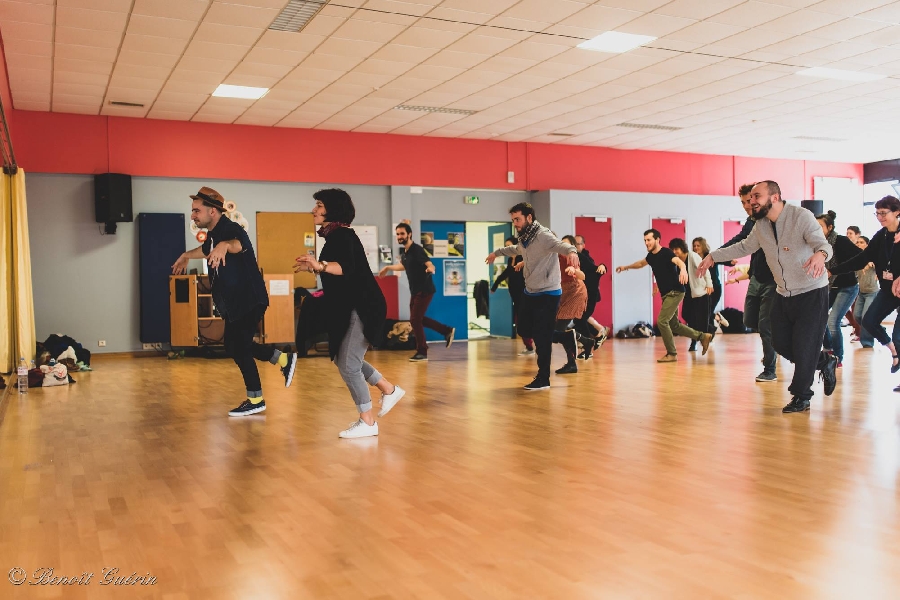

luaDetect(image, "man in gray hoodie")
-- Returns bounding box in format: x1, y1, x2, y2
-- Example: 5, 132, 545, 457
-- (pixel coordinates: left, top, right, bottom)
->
698, 180, 838, 413
486, 203, 579, 391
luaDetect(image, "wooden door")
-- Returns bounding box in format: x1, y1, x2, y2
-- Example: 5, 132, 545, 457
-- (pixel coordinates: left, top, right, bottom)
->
574, 217, 613, 329
170, 275, 198, 347
262, 274, 295, 345
257, 212, 316, 289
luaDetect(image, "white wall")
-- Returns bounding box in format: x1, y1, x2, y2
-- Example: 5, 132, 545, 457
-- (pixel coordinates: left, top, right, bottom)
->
549, 190, 746, 330
26, 174, 391, 353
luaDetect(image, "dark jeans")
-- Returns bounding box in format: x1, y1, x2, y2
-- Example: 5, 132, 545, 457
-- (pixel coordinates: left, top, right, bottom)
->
770, 287, 829, 401
862, 289, 900, 346
223, 305, 276, 396
410, 292, 452, 355
517, 293, 561, 380
682, 293, 713, 333
745, 277, 777, 373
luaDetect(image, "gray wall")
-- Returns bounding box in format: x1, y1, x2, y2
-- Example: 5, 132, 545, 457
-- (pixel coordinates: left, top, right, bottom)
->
389, 187, 531, 318
26, 174, 391, 353
548, 190, 746, 330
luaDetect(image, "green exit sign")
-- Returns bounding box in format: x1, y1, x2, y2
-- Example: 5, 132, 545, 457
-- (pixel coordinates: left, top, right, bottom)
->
464, 195, 480, 204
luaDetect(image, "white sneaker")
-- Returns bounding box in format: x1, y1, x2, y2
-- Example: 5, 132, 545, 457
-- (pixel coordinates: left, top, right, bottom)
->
519, 348, 535, 356
377, 385, 405, 418
339, 419, 379, 439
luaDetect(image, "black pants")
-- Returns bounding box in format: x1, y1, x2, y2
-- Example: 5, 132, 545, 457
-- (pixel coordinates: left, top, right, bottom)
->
574, 297, 600, 339
224, 305, 275, 395
517, 293, 561, 380
771, 287, 829, 401
682, 293, 713, 334
552, 319, 578, 365
862, 289, 900, 346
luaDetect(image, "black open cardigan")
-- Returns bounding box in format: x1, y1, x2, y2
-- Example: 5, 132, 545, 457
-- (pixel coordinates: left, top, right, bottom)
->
318, 226, 387, 359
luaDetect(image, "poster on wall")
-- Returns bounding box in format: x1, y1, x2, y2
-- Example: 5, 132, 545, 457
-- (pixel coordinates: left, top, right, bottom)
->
421, 232, 435, 256
432, 239, 449, 257
354, 225, 379, 273
444, 260, 466, 296
447, 232, 464, 256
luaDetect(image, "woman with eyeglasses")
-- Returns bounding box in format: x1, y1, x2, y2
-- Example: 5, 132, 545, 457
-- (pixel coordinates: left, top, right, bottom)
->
295, 189, 405, 438
831, 195, 900, 376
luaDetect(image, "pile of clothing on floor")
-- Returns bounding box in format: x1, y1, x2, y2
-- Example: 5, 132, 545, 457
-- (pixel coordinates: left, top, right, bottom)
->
37, 334, 92, 372
26, 359, 75, 388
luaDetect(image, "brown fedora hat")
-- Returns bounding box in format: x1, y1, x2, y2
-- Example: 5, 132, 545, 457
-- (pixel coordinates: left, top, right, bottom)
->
190, 186, 226, 210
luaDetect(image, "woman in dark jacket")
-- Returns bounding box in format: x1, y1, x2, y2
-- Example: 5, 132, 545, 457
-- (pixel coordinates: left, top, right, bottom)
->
491, 236, 534, 355
831, 196, 900, 376
817, 210, 862, 367
295, 189, 404, 438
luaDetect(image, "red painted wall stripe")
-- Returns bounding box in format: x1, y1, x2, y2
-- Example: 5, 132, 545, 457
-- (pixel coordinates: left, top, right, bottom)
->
9, 109, 862, 197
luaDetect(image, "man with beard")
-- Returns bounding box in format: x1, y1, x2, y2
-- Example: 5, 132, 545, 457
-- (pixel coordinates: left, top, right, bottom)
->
379, 222, 455, 361
171, 187, 296, 417
698, 180, 837, 413
721, 183, 779, 383
486, 203, 579, 391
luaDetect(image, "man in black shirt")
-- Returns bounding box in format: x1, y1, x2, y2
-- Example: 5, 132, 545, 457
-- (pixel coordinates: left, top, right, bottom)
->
616, 229, 712, 362
722, 183, 779, 382
379, 223, 454, 361
172, 186, 296, 417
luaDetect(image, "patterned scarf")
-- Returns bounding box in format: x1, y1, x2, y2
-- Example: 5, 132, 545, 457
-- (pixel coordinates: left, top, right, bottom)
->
517, 220, 542, 247
317, 222, 349, 238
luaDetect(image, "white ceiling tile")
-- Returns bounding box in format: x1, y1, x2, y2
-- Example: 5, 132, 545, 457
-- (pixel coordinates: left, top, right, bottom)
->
57, 0, 132, 12
56, 6, 128, 31
0, 1, 53, 24
663, 21, 747, 45
183, 41, 252, 61
168, 68, 227, 84
424, 51, 489, 69
809, 0, 895, 17
3, 20, 52, 42
120, 34, 189, 55
179, 55, 240, 74
256, 30, 325, 52
193, 22, 264, 45
128, 14, 198, 39
302, 52, 364, 71
147, 110, 194, 120
371, 44, 440, 63
616, 12, 697, 37
332, 18, 406, 43
315, 37, 383, 58
300, 14, 346, 37
53, 43, 120, 63
424, 6, 493, 25
53, 70, 109, 86
118, 50, 181, 69
133, 0, 209, 20
54, 81, 107, 97
51, 102, 98, 113
244, 46, 308, 66
205, 2, 279, 28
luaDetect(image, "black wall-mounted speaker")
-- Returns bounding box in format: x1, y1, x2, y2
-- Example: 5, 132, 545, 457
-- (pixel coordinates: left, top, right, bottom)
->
800, 199, 823, 215
95, 173, 133, 224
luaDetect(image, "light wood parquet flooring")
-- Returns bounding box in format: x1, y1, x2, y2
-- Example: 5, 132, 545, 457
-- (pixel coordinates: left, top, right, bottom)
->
0, 335, 899, 599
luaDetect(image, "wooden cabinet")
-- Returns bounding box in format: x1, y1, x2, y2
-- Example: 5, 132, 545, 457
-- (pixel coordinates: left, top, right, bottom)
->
169, 274, 295, 348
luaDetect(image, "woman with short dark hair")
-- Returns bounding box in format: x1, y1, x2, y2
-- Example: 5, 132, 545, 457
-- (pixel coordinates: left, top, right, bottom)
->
831, 196, 900, 377
295, 189, 405, 438
816, 210, 862, 367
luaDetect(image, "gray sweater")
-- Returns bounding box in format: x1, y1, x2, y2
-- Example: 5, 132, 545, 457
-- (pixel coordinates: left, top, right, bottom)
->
710, 202, 832, 297
495, 226, 577, 294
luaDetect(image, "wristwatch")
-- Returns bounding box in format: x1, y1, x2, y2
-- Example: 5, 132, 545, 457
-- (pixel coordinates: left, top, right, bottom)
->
318, 260, 329, 274
817, 249, 828, 259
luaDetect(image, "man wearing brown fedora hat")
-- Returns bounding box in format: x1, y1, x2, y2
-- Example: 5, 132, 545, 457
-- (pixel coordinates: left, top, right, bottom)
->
172, 186, 296, 416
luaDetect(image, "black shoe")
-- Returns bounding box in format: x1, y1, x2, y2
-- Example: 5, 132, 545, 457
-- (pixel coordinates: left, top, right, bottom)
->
524, 376, 550, 391
229, 399, 266, 417
755, 370, 777, 382
894, 384, 900, 393
281, 352, 297, 387
409, 353, 428, 362
782, 397, 810, 413
555, 362, 578, 374
577, 350, 592, 360
688, 342, 697, 352
819, 352, 837, 396
445, 328, 455, 348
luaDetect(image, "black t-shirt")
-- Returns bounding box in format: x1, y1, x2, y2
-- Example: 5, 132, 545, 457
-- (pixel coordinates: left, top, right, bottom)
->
400, 242, 436, 295
646, 247, 685, 295
202, 216, 269, 321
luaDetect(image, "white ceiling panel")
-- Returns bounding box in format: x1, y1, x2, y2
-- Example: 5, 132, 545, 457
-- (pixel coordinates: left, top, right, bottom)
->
0, 0, 898, 162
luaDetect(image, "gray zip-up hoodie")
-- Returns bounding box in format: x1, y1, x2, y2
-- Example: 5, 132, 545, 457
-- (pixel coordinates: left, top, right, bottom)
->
710, 202, 832, 297
494, 226, 577, 294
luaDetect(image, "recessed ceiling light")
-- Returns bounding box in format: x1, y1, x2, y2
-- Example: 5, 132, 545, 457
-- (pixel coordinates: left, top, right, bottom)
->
269, 0, 328, 33
577, 31, 657, 53
213, 84, 269, 100
795, 67, 885, 82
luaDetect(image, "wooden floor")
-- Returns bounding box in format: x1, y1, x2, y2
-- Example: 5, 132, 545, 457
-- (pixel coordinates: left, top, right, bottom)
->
1, 334, 899, 599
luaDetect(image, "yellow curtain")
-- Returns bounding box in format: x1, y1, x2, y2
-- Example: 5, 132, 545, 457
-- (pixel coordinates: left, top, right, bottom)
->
0, 169, 35, 373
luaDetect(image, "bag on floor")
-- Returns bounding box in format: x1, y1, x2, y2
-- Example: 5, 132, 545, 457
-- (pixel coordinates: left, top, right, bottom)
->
720, 308, 750, 334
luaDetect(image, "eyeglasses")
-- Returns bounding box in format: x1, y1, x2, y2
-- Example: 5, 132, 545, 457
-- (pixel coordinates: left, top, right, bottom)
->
875, 211, 895, 218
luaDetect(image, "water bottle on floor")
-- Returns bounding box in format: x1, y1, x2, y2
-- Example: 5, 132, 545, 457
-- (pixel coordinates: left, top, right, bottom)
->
17, 357, 28, 395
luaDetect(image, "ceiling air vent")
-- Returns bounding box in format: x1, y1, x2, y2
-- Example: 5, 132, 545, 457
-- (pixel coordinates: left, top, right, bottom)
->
394, 105, 476, 116
792, 136, 846, 142
109, 101, 144, 108
616, 122, 681, 131
548, 132, 574, 137
269, 0, 329, 32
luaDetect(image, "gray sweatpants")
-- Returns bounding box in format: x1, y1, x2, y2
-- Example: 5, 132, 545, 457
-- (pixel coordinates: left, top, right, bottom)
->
336, 310, 382, 413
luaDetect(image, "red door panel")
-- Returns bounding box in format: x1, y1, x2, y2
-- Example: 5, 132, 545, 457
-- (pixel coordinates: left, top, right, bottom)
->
723, 220, 750, 309
651, 218, 686, 325
574, 217, 612, 328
